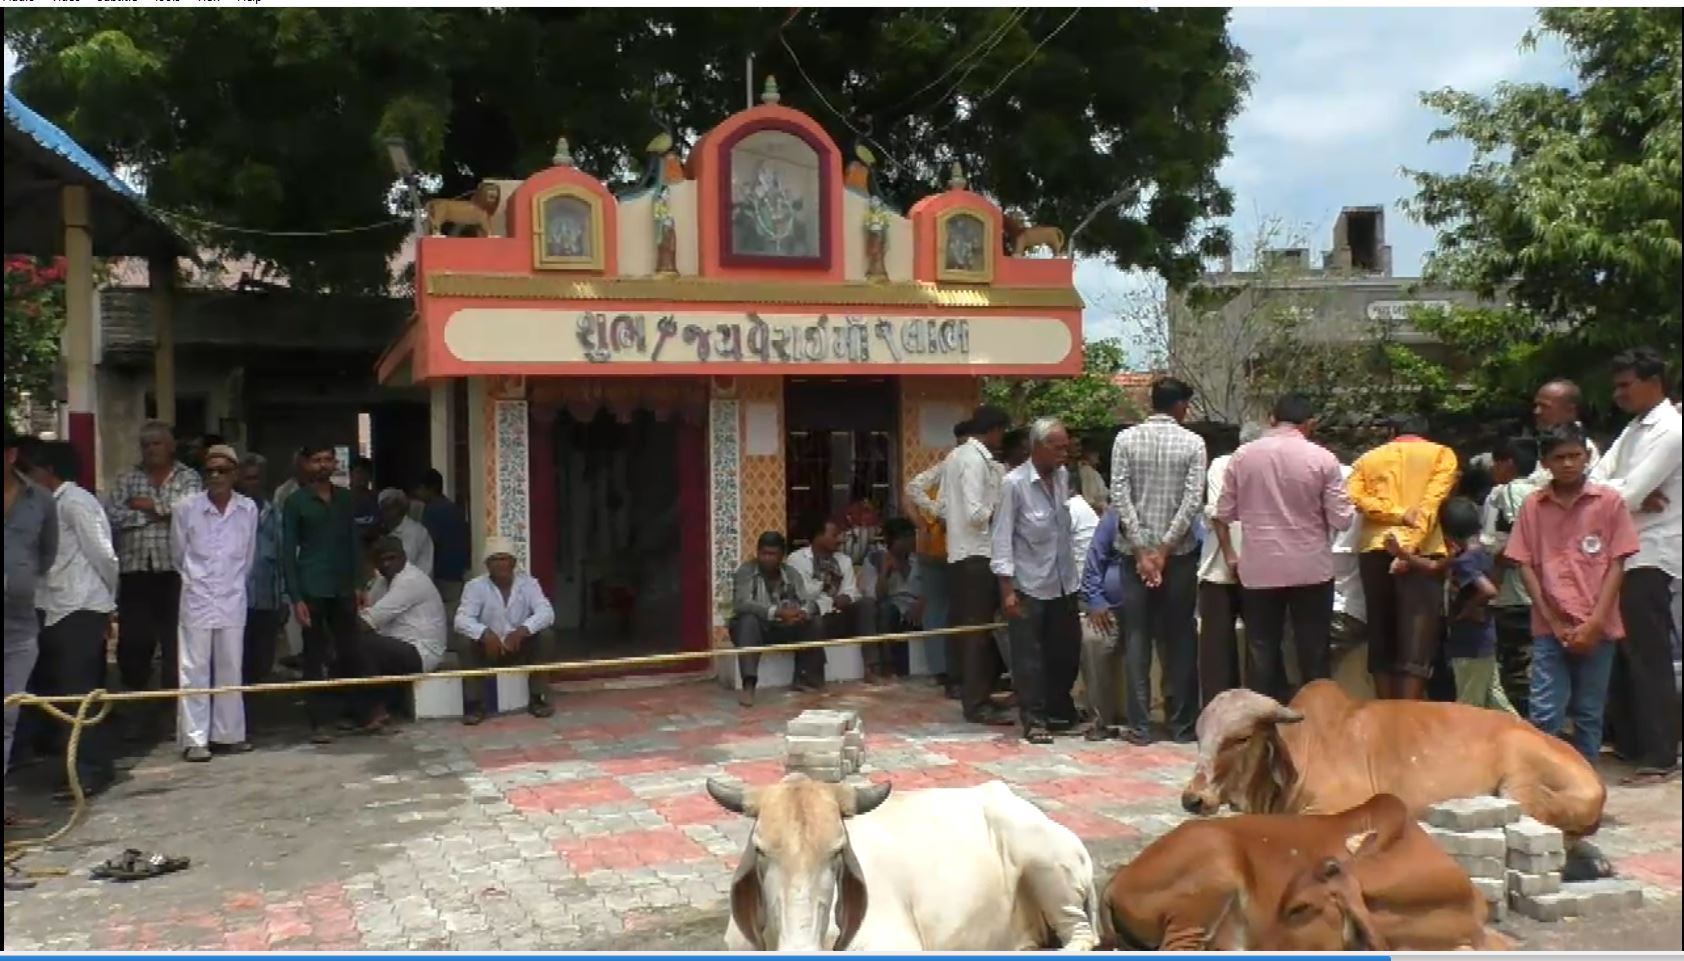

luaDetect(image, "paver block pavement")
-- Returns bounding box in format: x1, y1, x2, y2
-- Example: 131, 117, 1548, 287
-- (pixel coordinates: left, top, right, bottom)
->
4, 679, 1680, 951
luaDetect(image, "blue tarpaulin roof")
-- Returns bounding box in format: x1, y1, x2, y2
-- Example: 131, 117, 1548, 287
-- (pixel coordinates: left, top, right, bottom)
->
3, 88, 192, 258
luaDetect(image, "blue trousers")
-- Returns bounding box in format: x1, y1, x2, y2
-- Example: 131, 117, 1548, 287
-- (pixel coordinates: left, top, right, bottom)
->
1529, 635, 1616, 763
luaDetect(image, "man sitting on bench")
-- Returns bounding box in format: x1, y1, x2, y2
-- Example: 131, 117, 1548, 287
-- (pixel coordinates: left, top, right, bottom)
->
356, 535, 447, 731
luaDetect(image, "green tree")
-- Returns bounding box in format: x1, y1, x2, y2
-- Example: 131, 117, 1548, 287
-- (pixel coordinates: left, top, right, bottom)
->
4, 256, 67, 421
983, 338, 1130, 432
1403, 7, 1683, 416
5, 9, 1249, 293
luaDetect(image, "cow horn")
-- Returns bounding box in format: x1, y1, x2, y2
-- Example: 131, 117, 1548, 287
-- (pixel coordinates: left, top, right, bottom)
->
842, 781, 892, 817
1270, 705, 1304, 724
706, 777, 749, 815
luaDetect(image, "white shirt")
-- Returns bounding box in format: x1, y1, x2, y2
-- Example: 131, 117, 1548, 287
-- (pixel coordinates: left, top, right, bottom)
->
1198, 454, 1242, 585
36, 482, 118, 626
171, 491, 259, 630
1590, 400, 1683, 577
392, 515, 435, 579
361, 562, 447, 671
786, 546, 859, 616
1330, 465, 1366, 622
941, 438, 1001, 563
454, 571, 556, 646
1068, 494, 1099, 582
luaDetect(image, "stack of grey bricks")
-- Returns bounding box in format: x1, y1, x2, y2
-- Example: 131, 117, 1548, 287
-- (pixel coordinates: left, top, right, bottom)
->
1422, 796, 1645, 923
784, 709, 865, 782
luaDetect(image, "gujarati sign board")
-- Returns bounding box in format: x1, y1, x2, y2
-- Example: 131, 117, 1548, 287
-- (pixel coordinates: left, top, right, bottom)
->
439, 309, 1076, 372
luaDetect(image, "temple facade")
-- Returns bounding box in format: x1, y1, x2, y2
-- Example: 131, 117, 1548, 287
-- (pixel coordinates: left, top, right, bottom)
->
378, 83, 1082, 680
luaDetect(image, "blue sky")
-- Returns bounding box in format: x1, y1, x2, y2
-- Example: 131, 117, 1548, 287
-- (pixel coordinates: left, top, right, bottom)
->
1080, 7, 1573, 360
6, 9, 1573, 367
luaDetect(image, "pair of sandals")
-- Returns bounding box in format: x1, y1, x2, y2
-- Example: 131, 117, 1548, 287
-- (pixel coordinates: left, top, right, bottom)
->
89, 849, 190, 883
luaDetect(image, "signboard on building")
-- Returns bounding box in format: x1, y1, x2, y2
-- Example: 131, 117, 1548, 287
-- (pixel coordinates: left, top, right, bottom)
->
1366, 299, 1452, 323
439, 309, 1076, 370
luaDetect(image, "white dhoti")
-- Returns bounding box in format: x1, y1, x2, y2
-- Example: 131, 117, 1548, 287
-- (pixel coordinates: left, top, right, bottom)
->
178, 622, 246, 747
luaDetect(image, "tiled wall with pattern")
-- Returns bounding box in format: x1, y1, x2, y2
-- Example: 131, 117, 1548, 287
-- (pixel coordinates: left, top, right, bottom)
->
735, 378, 786, 560
898, 376, 980, 493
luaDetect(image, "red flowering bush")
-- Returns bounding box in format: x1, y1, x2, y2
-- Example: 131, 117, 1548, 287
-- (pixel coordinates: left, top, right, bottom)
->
4, 255, 67, 415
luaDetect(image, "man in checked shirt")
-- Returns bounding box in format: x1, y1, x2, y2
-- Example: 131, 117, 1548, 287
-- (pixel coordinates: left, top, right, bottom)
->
106, 421, 203, 735
1108, 378, 1207, 745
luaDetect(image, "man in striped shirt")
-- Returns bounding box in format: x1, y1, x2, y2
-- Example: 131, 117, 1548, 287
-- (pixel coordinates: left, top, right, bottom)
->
107, 422, 203, 721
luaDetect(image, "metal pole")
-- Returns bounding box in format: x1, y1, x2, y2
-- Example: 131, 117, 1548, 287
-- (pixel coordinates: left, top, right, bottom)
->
746, 54, 754, 109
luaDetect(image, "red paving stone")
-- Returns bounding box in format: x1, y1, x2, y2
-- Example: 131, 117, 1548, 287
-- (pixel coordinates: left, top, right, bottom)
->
1619, 850, 1684, 888
651, 791, 736, 827
722, 759, 788, 785
1033, 774, 1177, 804
509, 776, 637, 812
554, 827, 711, 873
924, 737, 1030, 763
471, 741, 580, 770
1049, 808, 1140, 841
866, 761, 992, 790
598, 754, 693, 777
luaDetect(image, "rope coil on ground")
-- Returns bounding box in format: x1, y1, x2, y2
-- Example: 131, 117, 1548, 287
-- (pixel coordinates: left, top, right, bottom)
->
3, 622, 1004, 867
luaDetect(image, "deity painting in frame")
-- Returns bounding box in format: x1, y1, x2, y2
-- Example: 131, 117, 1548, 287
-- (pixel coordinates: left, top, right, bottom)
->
532, 185, 605, 271
720, 123, 833, 270
936, 208, 993, 284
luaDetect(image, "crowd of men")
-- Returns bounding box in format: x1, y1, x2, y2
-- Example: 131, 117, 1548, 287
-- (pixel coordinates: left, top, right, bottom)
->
730, 347, 1680, 780
2, 425, 564, 823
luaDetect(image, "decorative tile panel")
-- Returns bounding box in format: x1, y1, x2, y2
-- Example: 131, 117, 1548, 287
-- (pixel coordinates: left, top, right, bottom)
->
735, 378, 785, 560
899, 376, 979, 490
708, 392, 741, 628
493, 398, 532, 570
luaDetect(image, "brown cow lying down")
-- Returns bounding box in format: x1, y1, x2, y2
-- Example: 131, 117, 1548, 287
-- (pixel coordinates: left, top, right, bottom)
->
1104, 793, 1508, 951
1181, 681, 1609, 877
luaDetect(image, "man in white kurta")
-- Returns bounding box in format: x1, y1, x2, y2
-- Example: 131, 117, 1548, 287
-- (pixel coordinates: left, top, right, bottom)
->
170, 445, 259, 761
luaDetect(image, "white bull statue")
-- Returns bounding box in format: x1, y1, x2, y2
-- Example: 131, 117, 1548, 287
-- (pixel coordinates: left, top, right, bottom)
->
705, 774, 1104, 951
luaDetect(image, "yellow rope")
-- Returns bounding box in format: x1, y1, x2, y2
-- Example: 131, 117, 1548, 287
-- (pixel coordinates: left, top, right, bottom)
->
2, 622, 1003, 867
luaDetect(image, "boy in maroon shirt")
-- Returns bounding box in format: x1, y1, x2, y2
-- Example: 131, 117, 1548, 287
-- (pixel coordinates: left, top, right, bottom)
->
1503, 424, 1639, 762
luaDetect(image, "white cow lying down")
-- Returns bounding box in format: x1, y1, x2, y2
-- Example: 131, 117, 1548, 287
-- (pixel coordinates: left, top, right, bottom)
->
705, 774, 1103, 951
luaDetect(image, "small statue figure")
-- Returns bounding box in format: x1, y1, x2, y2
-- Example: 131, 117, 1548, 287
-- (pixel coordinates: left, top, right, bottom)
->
553, 137, 574, 167
653, 185, 678, 275
864, 196, 890, 281
948, 162, 968, 192
762, 76, 782, 105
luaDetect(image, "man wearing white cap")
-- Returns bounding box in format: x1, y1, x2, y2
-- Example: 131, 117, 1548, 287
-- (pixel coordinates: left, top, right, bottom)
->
453, 536, 555, 724
171, 444, 259, 761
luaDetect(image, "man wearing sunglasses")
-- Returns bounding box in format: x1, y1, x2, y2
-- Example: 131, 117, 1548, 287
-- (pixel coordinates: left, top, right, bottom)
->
171, 444, 259, 762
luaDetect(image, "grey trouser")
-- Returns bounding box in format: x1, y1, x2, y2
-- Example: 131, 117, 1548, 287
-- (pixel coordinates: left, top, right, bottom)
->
4, 619, 40, 775
1079, 613, 1123, 728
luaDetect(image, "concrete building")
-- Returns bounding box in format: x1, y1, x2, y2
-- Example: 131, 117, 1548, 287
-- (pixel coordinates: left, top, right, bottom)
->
1168, 206, 1492, 423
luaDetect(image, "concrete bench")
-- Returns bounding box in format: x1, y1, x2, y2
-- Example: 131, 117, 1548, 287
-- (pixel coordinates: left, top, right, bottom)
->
413, 651, 531, 720
719, 636, 947, 692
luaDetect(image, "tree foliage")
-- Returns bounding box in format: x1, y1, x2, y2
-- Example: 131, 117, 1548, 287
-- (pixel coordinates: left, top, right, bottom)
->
5, 9, 1249, 294
3, 257, 67, 419
983, 338, 1130, 433
1402, 7, 1683, 415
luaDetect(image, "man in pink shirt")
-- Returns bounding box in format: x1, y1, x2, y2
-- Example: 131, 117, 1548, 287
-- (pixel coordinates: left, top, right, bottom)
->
1215, 393, 1353, 701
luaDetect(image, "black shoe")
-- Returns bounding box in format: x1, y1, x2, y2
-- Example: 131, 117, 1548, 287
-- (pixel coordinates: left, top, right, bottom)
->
210, 741, 254, 755
738, 680, 756, 707
461, 708, 486, 726
1023, 726, 1055, 745
1120, 726, 1157, 747
1084, 725, 1119, 742
964, 706, 1016, 727
527, 697, 555, 719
